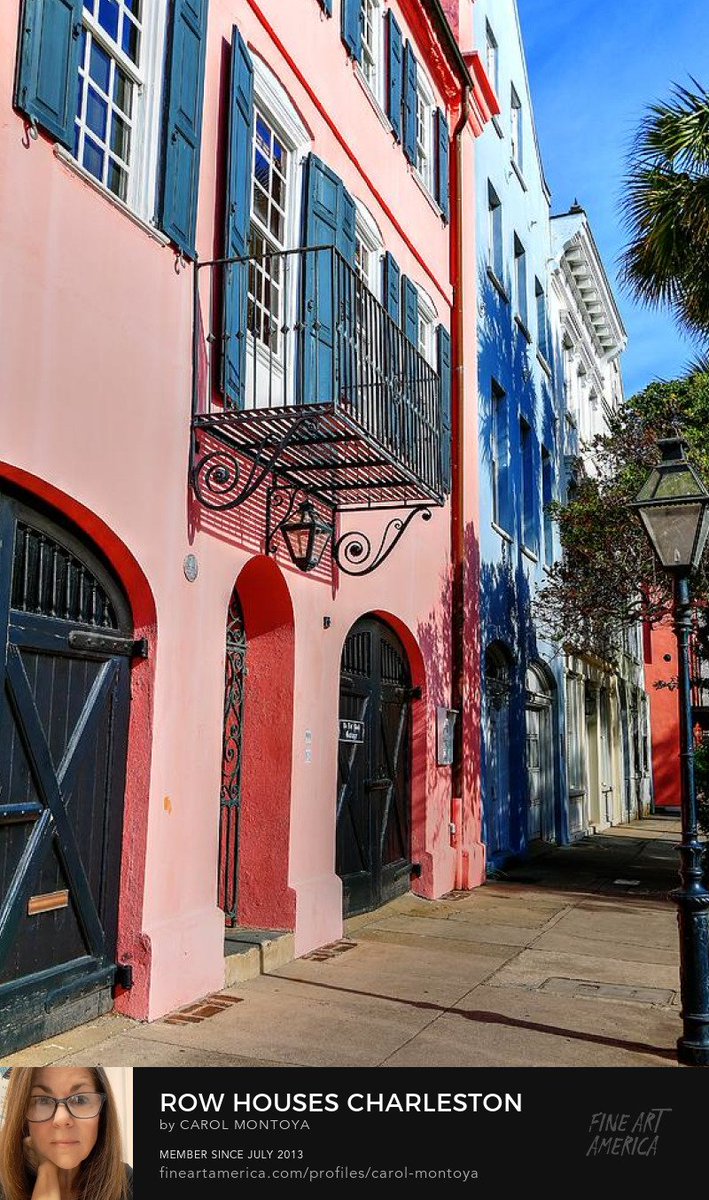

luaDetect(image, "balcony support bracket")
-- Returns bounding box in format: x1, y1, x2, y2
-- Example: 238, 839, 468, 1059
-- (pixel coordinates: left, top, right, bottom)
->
334, 506, 433, 577
191, 414, 322, 512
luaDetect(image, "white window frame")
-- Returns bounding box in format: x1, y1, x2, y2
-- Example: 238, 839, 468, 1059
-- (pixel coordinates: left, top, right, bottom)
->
416, 285, 438, 366
510, 85, 523, 172
414, 68, 436, 196
354, 201, 384, 299
514, 233, 528, 329
359, 0, 385, 109
75, 0, 167, 222
246, 57, 311, 408
485, 21, 498, 95
487, 182, 503, 280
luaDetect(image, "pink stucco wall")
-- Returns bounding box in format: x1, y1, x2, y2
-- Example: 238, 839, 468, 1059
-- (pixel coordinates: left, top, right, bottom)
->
0, 0, 483, 1022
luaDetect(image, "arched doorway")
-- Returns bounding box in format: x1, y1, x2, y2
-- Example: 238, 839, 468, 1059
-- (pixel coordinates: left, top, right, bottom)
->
336, 617, 413, 917
483, 642, 512, 858
525, 662, 556, 842
0, 490, 133, 1054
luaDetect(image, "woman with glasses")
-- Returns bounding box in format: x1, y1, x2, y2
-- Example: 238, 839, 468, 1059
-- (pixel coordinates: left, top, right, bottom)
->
0, 1068, 131, 1200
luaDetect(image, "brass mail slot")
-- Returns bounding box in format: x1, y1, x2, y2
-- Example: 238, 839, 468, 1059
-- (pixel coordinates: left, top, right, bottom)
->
28, 890, 69, 916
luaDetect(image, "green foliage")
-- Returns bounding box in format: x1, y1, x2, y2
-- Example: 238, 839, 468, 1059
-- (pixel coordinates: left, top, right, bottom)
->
620, 80, 709, 355
535, 375, 709, 658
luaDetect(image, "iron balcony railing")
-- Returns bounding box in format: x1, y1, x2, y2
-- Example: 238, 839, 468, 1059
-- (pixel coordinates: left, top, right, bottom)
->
193, 244, 445, 509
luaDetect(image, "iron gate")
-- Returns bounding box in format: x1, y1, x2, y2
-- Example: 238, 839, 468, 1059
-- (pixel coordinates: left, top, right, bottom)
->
218, 587, 247, 926
0, 492, 133, 1054
336, 618, 413, 917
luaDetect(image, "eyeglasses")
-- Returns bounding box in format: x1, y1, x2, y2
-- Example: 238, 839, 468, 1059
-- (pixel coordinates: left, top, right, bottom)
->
26, 1093, 106, 1122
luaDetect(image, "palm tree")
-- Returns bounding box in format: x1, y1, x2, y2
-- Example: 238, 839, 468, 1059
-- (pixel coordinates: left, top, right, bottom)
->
621, 80, 709, 361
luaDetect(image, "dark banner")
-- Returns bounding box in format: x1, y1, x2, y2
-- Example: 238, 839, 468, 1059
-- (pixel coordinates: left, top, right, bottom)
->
133, 1066, 705, 1191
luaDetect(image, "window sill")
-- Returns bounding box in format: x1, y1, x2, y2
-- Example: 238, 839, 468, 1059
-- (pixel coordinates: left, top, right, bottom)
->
411, 163, 445, 221
353, 64, 393, 137
510, 158, 527, 191
491, 521, 513, 544
521, 545, 539, 563
537, 349, 552, 378
486, 266, 509, 303
54, 146, 172, 249
515, 314, 532, 342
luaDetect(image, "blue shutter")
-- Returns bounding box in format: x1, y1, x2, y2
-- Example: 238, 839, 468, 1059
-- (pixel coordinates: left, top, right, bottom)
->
15, 0, 83, 148
302, 155, 355, 404
158, 0, 209, 258
387, 10, 403, 142
318, 0, 333, 14
437, 325, 452, 494
383, 252, 400, 324
341, 0, 362, 62
402, 276, 418, 343
436, 108, 450, 222
402, 42, 418, 165
221, 27, 254, 408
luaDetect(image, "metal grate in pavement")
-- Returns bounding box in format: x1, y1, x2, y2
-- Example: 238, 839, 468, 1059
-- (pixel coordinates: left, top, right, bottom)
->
163, 992, 244, 1025
301, 939, 358, 961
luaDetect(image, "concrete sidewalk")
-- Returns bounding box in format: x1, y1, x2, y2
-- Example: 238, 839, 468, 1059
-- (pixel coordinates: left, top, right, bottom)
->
3, 814, 694, 1069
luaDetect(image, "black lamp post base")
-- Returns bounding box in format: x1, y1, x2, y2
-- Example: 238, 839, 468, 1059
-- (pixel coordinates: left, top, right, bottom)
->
677, 1037, 709, 1066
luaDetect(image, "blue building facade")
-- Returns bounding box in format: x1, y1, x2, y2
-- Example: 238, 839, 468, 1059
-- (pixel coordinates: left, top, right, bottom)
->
474, 0, 568, 867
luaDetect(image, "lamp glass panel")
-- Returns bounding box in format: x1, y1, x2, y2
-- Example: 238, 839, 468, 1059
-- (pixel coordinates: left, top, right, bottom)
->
636, 461, 704, 503
638, 501, 705, 568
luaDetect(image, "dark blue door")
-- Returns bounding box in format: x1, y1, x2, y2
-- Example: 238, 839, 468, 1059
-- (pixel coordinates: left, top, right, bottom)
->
0, 492, 133, 1055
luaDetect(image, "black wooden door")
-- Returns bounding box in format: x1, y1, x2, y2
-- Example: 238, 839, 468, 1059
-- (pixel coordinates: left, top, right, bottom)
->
0, 494, 133, 1054
336, 618, 412, 917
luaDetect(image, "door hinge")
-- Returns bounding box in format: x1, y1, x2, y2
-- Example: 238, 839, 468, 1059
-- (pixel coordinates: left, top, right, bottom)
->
407, 686, 422, 701
113, 963, 134, 992
69, 631, 149, 659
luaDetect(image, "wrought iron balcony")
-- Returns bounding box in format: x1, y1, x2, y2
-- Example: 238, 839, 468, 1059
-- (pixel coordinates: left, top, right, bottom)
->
191, 245, 445, 513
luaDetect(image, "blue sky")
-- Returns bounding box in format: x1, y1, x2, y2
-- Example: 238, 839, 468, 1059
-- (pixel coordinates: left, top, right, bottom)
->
516, 0, 709, 397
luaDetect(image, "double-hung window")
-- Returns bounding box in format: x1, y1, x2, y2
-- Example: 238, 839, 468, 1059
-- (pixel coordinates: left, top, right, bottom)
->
491, 379, 509, 531
16, 0, 207, 257
485, 22, 499, 95
248, 111, 290, 356
360, 0, 384, 106
416, 288, 437, 366
76, 1, 166, 216
514, 234, 528, 329
488, 184, 503, 284
510, 86, 523, 173
542, 447, 554, 565
535, 278, 549, 362
520, 417, 536, 552
415, 71, 435, 194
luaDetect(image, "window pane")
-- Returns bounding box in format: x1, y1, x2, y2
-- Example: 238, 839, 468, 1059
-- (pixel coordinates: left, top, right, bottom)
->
85, 86, 108, 139
111, 113, 131, 161
89, 41, 111, 94
107, 158, 128, 200
121, 15, 140, 64
82, 135, 104, 181
113, 66, 132, 117
97, 0, 119, 41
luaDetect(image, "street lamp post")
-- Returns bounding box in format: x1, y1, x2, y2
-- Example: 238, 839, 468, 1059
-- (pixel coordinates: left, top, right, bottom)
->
632, 435, 709, 1066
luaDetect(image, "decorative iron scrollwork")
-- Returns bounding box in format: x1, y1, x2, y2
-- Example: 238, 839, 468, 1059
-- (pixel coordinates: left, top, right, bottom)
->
191, 416, 321, 511
334, 506, 432, 577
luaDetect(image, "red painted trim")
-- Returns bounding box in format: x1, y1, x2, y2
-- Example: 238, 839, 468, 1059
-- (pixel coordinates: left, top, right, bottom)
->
246, 0, 453, 306
465, 51, 500, 122
399, 0, 462, 103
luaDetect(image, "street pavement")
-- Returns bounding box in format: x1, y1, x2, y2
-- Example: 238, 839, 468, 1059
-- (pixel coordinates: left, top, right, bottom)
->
2, 813, 696, 1069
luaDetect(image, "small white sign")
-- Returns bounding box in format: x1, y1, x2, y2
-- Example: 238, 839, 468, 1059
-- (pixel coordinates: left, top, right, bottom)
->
339, 719, 365, 744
